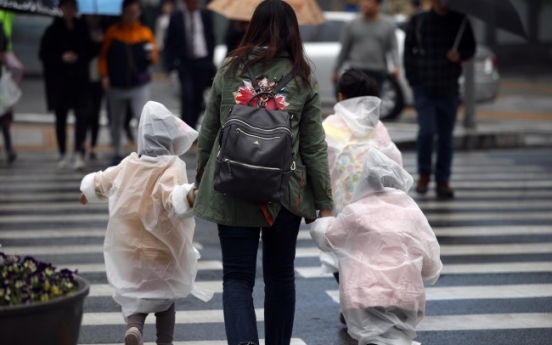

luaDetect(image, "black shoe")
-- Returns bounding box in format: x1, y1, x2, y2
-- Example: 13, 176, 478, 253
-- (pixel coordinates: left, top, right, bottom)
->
89, 152, 97, 160
7, 151, 16, 163
436, 182, 455, 199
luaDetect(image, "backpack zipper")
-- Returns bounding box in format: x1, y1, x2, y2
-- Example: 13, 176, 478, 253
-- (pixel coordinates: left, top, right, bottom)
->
224, 158, 281, 172
236, 128, 281, 140
225, 118, 291, 135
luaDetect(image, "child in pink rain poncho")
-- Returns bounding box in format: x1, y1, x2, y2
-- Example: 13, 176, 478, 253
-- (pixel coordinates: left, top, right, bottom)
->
310, 147, 442, 345
79, 101, 213, 345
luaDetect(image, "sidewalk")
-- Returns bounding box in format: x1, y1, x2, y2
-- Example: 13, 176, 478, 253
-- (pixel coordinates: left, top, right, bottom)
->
2, 73, 552, 155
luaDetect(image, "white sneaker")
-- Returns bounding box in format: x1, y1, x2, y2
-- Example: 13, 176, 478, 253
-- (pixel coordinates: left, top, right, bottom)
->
124, 327, 143, 345
57, 156, 70, 170
73, 155, 86, 171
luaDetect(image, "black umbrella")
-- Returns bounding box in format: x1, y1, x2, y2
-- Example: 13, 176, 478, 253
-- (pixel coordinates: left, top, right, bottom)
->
441, 0, 528, 40
0, 0, 60, 16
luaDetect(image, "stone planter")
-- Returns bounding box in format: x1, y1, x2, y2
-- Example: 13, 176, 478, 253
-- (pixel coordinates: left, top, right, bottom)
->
0, 276, 90, 345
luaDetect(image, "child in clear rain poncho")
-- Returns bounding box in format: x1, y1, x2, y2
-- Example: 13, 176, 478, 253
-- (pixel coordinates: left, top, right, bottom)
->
79, 101, 213, 345
310, 147, 443, 345
321, 69, 404, 284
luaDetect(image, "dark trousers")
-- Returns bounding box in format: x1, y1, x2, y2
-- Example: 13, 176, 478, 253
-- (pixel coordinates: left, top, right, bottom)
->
178, 58, 212, 130
55, 106, 88, 157
413, 87, 459, 183
88, 82, 103, 148
218, 207, 302, 345
0, 112, 13, 153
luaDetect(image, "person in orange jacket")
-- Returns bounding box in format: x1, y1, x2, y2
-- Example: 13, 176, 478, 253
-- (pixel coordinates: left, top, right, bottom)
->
99, 0, 158, 165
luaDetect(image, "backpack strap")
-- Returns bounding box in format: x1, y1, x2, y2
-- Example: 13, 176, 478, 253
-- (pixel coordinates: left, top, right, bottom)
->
271, 71, 296, 95
246, 65, 261, 94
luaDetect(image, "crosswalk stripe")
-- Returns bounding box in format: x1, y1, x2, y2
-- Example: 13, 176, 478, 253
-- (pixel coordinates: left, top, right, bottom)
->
1, 242, 204, 254
297, 226, 552, 241
413, 200, 552, 209
46, 261, 223, 273
325, 284, 552, 303
0, 228, 107, 239
417, 313, 552, 331
78, 340, 308, 345
82, 309, 265, 325
2, 189, 550, 202
295, 261, 552, 278
1, 169, 547, 182
3, 179, 552, 190
89, 281, 224, 297
293, 243, 552, 258
0, 203, 108, 211
5, 242, 550, 257
3, 199, 552, 212
3, 211, 552, 224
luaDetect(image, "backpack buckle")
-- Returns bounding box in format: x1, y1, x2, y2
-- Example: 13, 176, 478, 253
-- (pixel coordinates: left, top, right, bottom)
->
291, 161, 296, 171
258, 95, 270, 108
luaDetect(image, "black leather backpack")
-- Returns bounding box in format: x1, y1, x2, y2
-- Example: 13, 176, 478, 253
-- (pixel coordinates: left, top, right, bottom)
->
213, 66, 296, 203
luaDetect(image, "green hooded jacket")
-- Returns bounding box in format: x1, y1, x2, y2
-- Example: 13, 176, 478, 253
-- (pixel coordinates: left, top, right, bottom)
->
194, 49, 334, 227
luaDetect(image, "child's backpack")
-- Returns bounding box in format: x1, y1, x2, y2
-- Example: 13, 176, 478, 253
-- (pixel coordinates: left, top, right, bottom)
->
214, 66, 296, 203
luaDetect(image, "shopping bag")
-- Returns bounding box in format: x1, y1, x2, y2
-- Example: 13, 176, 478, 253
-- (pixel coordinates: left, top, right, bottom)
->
0, 68, 22, 114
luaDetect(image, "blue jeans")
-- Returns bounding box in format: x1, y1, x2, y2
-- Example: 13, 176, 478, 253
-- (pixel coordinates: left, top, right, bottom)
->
218, 207, 302, 345
414, 87, 459, 183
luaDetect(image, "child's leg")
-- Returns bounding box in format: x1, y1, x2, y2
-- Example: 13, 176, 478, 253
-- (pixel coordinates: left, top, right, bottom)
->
154, 303, 175, 345
127, 313, 147, 333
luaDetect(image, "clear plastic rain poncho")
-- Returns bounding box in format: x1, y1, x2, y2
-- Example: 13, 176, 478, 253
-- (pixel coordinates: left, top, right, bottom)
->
310, 147, 443, 345
321, 96, 404, 275
323, 96, 403, 214
80, 101, 213, 317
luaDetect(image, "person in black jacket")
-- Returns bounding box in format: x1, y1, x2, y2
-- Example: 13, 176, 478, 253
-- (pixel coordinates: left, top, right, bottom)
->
403, 0, 475, 199
39, 0, 94, 170
164, 0, 215, 130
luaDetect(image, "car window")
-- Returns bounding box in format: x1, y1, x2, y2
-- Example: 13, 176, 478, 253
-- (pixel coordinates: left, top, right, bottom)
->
300, 20, 346, 43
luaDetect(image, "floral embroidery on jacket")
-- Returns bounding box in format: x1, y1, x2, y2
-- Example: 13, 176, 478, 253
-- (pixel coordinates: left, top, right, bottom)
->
233, 78, 289, 110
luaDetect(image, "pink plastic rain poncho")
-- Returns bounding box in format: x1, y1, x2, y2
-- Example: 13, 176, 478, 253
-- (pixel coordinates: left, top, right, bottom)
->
80, 101, 213, 317
310, 147, 442, 345
321, 96, 404, 274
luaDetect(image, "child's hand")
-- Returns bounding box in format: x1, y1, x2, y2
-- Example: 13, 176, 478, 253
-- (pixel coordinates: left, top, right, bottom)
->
79, 193, 88, 205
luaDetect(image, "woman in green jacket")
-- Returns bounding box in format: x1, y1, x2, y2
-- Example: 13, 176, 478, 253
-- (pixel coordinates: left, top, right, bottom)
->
194, 1, 333, 344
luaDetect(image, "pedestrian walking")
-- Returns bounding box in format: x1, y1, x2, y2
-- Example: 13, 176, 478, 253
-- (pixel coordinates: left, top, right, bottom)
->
311, 147, 442, 345
99, 0, 158, 165
83, 14, 105, 160
164, 0, 215, 130
0, 18, 17, 163
332, 0, 400, 92
79, 101, 213, 345
193, 1, 334, 344
39, 0, 94, 170
404, 0, 476, 199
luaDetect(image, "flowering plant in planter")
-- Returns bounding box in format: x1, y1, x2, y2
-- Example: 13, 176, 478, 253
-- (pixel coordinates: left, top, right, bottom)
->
0, 252, 89, 345
0, 252, 78, 306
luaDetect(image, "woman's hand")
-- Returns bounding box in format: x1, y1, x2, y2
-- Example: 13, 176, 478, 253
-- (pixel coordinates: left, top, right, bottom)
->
318, 209, 333, 218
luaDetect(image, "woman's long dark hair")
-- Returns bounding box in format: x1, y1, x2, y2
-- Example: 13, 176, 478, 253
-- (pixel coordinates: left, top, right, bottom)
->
225, 0, 311, 86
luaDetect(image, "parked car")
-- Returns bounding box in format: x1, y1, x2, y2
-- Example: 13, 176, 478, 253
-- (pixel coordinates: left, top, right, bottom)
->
214, 11, 500, 120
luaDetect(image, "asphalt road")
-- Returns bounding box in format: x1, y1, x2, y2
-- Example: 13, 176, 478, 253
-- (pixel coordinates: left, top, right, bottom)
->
1, 148, 552, 345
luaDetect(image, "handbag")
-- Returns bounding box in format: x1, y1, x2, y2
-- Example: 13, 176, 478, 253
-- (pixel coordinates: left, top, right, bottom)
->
0, 67, 22, 114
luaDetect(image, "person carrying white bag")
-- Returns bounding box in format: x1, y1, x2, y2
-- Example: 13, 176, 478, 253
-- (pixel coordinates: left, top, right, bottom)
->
79, 101, 213, 345
310, 147, 443, 345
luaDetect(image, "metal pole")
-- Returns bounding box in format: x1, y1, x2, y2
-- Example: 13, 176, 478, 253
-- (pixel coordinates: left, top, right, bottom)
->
463, 58, 476, 129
